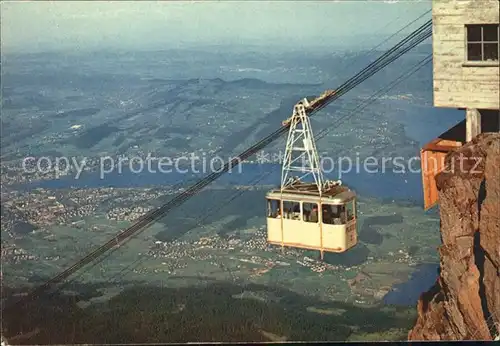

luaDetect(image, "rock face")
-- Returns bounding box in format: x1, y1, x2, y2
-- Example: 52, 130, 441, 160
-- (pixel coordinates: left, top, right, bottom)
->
409, 133, 500, 341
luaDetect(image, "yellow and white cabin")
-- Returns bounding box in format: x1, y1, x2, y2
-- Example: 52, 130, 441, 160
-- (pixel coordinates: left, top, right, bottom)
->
266, 182, 357, 257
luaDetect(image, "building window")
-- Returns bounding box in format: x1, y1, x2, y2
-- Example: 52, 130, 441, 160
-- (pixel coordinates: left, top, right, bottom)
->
466, 24, 499, 62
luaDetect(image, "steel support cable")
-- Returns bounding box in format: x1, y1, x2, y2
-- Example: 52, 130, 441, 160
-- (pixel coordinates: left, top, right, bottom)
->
106, 170, 276, 285
344, 19, 431, 84
310, 22, 432, 113
298, 34, 431, 133
314, 54, 433, 142
42, 165, 277, 292
328, 25, 431, 99
363, 9, 431, 55
329, 34, 429, 101
3, 180, 195, 298
308, 29, 431, 123
317, 8, 429, 87
2, 177, 201, 300
58, 168, 277, 287
11, 18, 433, 306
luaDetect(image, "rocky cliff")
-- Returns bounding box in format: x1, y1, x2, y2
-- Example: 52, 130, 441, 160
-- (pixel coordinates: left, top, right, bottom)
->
409, 133, 500, 341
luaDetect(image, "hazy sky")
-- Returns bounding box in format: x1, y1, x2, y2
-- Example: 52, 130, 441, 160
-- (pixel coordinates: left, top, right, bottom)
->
1, 1, 430, 53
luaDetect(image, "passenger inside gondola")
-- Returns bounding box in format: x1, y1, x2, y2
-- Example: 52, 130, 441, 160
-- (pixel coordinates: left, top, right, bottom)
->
283, 201, 301, 220
322, 205, 331, 224
268, 199, 281, 218
310, 205, 318, 223
336, 205, 345, 224
302, 202, 318, 222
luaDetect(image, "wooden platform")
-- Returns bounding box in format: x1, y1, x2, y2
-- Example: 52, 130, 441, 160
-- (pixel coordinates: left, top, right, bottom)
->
421, 120, 465, 210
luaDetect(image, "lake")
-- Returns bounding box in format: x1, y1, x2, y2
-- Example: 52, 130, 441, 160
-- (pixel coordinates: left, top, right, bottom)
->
383, 263, 439, 306
20, 162, 424, 204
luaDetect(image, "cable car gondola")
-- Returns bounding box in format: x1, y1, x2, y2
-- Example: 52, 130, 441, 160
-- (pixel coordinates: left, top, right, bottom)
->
266, 96, 358, 260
